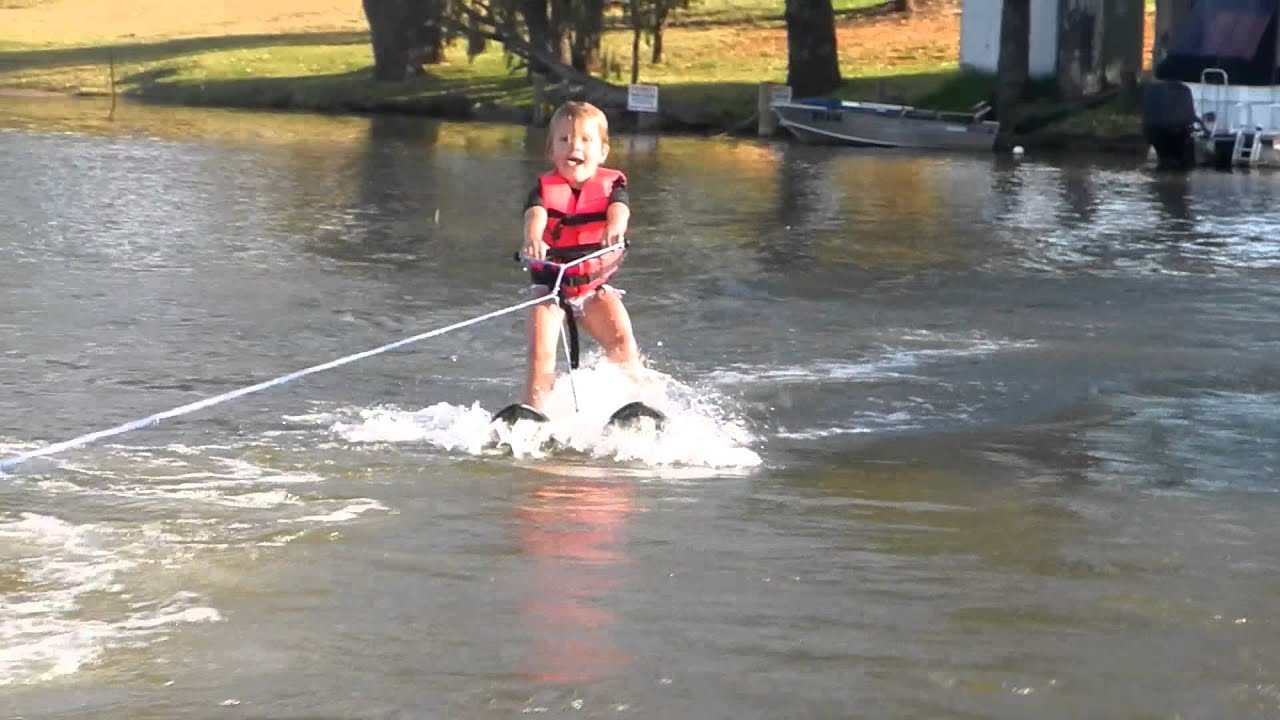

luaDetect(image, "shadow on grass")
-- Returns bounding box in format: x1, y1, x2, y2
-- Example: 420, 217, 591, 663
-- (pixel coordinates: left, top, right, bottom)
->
202, 68, 969, 130
610, 0, 899, 30
0, 31, 369, 71
122, 67, 533, 119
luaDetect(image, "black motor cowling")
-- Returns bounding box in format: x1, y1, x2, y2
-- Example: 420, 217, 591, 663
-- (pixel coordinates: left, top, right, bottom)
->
1143, 80, 1199, 170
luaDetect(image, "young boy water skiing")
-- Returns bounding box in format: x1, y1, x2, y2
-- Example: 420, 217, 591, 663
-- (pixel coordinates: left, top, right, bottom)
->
519, 101, 642, 411
492, 101, 664, 433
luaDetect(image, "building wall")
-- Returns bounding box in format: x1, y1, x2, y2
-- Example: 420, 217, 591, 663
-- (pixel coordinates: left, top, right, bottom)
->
959, 0, 1061, 77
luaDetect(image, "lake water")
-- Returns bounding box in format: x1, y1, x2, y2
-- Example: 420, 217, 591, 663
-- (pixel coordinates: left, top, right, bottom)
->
2, 96, 1279, 719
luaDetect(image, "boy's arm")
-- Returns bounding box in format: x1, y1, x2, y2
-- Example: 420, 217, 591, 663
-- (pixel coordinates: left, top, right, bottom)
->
523, 205, 549, 260
605, 202, 629, 246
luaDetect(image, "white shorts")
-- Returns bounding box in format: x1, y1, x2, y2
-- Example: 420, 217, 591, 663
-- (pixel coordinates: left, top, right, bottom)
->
527, 284, 625, 318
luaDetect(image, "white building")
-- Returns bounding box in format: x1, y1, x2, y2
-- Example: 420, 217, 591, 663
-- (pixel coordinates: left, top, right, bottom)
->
959, 0, 1061, 78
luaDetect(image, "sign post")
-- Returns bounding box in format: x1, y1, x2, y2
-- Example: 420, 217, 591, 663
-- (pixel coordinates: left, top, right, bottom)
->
757, 83, 792, 136
627, 83, 660, 130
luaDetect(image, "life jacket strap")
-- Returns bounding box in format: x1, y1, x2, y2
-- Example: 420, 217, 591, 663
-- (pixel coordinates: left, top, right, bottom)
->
545, 209, 609, 227
531, 244, 625, 288
562, 299, 581, 370
546, 243, 609, 261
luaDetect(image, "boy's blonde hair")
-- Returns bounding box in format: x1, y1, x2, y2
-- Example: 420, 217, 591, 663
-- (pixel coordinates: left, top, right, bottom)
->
546, 101, 610, 153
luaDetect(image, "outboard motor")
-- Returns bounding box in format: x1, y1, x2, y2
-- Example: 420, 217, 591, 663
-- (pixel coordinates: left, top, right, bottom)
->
1143, 80, 1199, 170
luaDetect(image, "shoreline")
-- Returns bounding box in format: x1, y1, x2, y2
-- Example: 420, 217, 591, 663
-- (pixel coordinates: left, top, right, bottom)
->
0, 0, 1152, 155
0, 81, 1151, 157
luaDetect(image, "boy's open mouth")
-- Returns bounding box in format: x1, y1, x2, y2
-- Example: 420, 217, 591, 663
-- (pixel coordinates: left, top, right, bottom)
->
566, 155, 584, 166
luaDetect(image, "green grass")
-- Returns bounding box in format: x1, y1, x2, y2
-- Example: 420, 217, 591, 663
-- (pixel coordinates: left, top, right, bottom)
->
666, 0, 887, 25
0, 0, 1148, 147
0, 10, 947, 127
0, 0, 941, 120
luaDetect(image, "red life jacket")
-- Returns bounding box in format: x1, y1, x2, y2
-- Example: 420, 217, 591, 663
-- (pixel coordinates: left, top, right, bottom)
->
537, 168, 626, 298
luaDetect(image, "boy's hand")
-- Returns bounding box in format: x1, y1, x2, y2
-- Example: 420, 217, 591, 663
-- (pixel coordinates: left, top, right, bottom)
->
522, 206, 549, 260
523, 237, 549, 261
604, 222, 627, 246
604, 201, 629, 247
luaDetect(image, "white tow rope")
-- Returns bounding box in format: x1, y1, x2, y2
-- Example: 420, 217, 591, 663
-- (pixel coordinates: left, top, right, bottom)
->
0, 244, 623, 473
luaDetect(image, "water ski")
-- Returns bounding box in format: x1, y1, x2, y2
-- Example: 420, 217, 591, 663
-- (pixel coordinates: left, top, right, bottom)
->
491, 403, 550, 426
605, 401, 666, 431
490, 403, 554, 455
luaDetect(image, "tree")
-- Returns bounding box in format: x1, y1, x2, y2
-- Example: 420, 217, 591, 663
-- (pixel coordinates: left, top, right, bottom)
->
994, 0, 1029, 151
416, 0, 449, 66
628, 0, 645, 83
622, 0, 693, 80
519, 0, 556, 69
784, 0, 841, 97
363, 0, 429, 82
569, 0, 606, 72
363, 0, 470, 80
456, 0, 716, 126
652, 0, 693, 64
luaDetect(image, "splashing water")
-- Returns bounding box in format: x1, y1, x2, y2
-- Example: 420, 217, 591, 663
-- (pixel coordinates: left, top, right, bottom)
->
332, 362, 762, 469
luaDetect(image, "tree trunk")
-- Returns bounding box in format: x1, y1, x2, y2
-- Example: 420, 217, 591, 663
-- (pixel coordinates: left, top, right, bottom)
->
550, 0, 574, 65
630, 0, 642, 84
784, 0, 842, 97
418, 18, 446, 66
570, 0, 605, 73
362, 0, 420, 82
1056, 0, 1099, 98
467, 12, 488, 57
521, 0, 554, 73
450, 7, 717, 127
1108, 0, 1145, 102
522, 0, 551, 53
894, 0, 916, 14
995, 0, 1030, 151
652, 7, 667, 64
557, 29, 573, 66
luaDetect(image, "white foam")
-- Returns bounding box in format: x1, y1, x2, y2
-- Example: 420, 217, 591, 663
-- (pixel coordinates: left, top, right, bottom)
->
0, 447, 391, 687
707, 335, 1036, 387
0, 513, 221, 686
334, 402, 494, 452
333, 361, 762, 469
707, 361, 909, 385
284, 499, 390, 524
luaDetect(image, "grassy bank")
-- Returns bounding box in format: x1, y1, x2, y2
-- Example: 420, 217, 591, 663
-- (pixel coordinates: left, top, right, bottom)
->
0, 0, 1146, 147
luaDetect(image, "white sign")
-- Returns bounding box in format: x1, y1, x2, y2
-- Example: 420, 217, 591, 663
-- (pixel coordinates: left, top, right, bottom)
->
769, 85, 792, 106
627, 84, 659, 113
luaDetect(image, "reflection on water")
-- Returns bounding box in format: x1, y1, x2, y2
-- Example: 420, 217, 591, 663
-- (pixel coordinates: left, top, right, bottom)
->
515, 476, 634, 686
3, 98, 1280, 719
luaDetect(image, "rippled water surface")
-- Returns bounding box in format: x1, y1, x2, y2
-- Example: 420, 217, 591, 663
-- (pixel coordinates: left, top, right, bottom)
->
3, 97, 1280, 719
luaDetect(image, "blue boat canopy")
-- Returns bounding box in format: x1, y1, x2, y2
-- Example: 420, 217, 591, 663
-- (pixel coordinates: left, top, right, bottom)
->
1157, 0, 1280, 85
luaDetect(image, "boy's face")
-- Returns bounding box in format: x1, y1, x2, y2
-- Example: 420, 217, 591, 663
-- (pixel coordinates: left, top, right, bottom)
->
549, 115, 609, 187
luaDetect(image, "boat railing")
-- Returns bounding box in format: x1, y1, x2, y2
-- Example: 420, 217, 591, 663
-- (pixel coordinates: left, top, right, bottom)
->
1197, 68, 1231, 134
1218, 100, 1280, 137
1191, 67, 1280, 138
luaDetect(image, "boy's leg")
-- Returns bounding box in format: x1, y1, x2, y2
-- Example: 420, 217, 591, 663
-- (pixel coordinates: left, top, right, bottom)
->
578, 289, 640, 367
525, 291, 564, 409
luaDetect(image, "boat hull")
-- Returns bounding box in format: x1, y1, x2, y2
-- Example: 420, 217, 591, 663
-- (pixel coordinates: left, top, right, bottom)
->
1143, 77, 1280, 170
773, 101, 998, 152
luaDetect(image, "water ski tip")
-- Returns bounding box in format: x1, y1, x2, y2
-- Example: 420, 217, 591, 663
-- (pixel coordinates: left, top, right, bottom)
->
605, 401, 666, 431
492, 403, 550, 425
